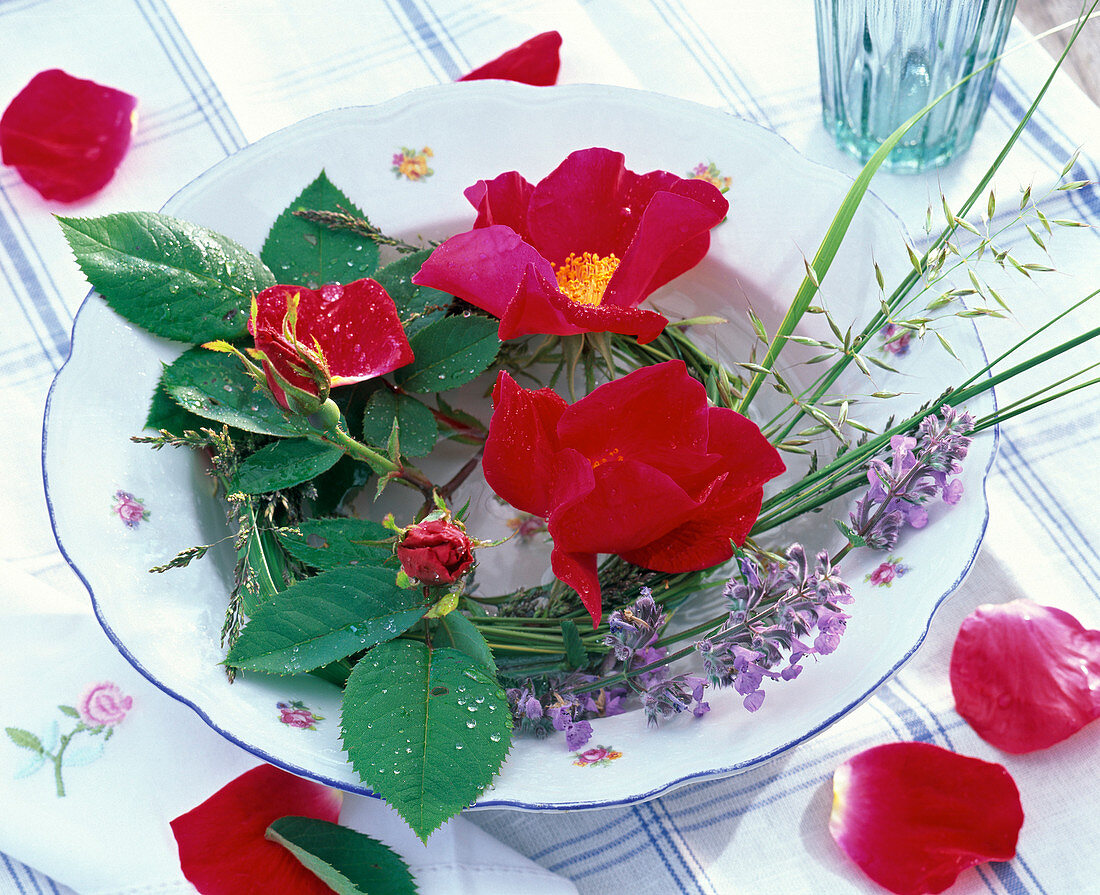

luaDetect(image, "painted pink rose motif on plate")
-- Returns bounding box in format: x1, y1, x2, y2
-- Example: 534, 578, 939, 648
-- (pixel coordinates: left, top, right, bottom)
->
79, 681, 133, 726
866, 556, 908, 588
572, 744, 623, 767
112, 489, 149, 528
878, 323, 912, 356
277, 700, 324, 730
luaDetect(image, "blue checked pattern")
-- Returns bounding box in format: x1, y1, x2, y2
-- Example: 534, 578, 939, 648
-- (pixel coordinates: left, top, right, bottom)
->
4, 1, 1100, 893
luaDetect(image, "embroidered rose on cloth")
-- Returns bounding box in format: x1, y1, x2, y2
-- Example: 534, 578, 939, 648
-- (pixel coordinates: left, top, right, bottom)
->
412, 148, 728, 343
78, 682, 133, 726
482, 360, 784, 626
0, 69, 137, 202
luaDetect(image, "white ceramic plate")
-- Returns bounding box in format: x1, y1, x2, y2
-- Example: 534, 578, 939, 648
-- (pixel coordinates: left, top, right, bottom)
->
44, 82, 995, 810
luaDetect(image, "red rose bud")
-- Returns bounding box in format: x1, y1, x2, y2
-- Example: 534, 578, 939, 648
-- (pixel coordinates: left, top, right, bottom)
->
248, 279, 414, 412
396, 518, 475, 585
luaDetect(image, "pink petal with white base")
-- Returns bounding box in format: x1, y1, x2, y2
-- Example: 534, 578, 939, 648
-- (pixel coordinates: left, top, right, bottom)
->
829, 742, 1022, 895
950, 599, 1100, 753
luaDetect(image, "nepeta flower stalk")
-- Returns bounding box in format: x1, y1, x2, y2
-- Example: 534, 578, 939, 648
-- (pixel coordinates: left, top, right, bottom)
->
695, 544, 853, 712
604, 588, 710, 725
848, 405, 973, 552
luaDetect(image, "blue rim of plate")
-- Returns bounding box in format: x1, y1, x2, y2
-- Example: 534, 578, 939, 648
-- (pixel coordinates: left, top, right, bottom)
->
41, 81, 998, 811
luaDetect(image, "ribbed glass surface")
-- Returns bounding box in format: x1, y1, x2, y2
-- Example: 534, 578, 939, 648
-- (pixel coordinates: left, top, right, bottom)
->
814, 0, 1017, 171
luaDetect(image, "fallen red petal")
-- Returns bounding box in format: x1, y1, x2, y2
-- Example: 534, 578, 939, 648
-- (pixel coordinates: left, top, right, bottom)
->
950, 599, 1100, 753
1, 69, 136, 202
458, 31, 562, 86
171, 764, 342, 895
829, 742, 1022, 895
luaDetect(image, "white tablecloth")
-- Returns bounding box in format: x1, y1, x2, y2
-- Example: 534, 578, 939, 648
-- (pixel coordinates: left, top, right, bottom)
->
3, 2, 1099, 893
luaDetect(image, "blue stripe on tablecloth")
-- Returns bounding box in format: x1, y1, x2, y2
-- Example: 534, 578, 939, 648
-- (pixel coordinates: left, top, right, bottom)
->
417, 0, 474, 71
546, 821, 652, 879
874, 686, 937, 745
137, 0, 248, 153
529, 810, 638, 861
1013, 856, 1052, 895
998, 66, 1100, 185
996, 432, 1100, 596
985, 858, 1042, 895
381, 0, 450, 82
992, 78, 1100, 225
0, 201, 70, 371
0, 853, 30, 895
649, 0, 773, 126
0, 852, 64, 895
677, 771, 834, 838
0, 0, 50, 14
394, 0, 463, 79
638, 800, 704, 895
649, 796, 716, 895
888, 679, 957, 749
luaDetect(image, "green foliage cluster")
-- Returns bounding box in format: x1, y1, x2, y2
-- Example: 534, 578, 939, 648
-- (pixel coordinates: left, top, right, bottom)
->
61, 171, 512, 851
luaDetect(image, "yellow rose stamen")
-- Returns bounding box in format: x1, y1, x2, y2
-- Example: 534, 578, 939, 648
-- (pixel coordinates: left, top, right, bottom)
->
553, 251, 621, 307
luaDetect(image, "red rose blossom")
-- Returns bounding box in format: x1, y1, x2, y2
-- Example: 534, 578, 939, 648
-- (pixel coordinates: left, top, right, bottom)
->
458, 31, 562, 86
950, 599, 1100, 753
396, 517, 476, 585
482, 360, 784, 626
1, 69, 137, 202
171, 763, 342, 895
249, 279, 413, 411
411, 148, 728, 344
829, 742, 1023, 895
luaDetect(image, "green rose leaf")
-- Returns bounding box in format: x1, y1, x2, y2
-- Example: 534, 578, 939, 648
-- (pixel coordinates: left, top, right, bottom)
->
362, 390, 438, 458
433, 613, 496, 674
277, 517, 394, 571
58, 212, 274, 342
341, 640, 511, 841
227, 566, 427, 674
394, 314, 500, 393
261, 171, 379, 288
161, 347, 310, 437
374, 249, 452, 335
5, 727, 44, 753
233, 438, 345, 494
560, 619, 588, 671
265, 817, 418, 895
144, 373, 212, 436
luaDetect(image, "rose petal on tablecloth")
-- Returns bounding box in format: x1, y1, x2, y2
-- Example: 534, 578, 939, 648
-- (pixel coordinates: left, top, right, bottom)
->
171, 764, 342, 895
0, 69, 136, 202
829, 742, 1023, 895
459, 31, 562, 85
950, 599, 1100, 753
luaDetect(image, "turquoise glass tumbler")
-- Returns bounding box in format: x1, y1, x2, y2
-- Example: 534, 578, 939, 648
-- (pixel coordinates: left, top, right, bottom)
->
814, 0, 1017, 171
